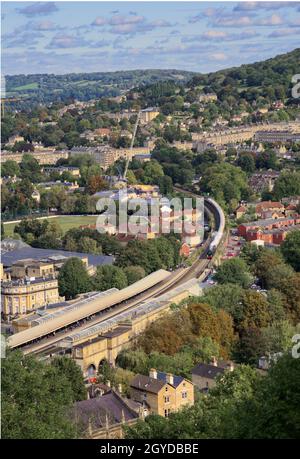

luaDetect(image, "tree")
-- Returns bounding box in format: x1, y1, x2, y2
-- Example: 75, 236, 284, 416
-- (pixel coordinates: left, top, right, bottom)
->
273, 171, 300, 200
200, 283, 244, 325
214, 258, 253, 288
51, 356, 86, 402
93, 265, 128, 291
20, 153, 42, 182
124, 266, 145, 285
1, 350, 77, 439
239, 291, 272, 331
234, 354, 300, 439
1, 160, 20, 177
86, 175, 109, 194
281, 230, 300, 272
58, 257, 91, 299
237, 153, 255, 174
77, 237, 101, 254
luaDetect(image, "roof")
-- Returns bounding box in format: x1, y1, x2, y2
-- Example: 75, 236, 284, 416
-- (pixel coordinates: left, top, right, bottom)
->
8, 269, 170, 348
1, 242, 114, 268
157, 371, 185, 388
236, 205, 247, 213
240, 216, 297, 228
256, 201, 284, 212
130, 374, 165, 394
73, 391, 139, 429
191, 363, 225, 380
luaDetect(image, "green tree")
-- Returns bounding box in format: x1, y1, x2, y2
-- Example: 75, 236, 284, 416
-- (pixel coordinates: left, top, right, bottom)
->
124, 265, 146, 285
214, 258, 253, 288
1, 350, 77, 439
51, 356, 86, 402
281, 230, 300, 271
1, 160, 20, 177
58, 257, 91, 299
93, 265, 128, 291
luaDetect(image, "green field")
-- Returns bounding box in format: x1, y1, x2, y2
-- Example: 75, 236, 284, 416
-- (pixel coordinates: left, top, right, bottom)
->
13, 82, 39, 91
3, 215, 98, 238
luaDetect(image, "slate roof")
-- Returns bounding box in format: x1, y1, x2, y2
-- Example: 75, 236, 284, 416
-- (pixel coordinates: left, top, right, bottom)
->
130, 374, 165, 394
191, 363, 225, 380
1, 241, 114, 268
157, 371, 185, 388
74, 391, 139, 429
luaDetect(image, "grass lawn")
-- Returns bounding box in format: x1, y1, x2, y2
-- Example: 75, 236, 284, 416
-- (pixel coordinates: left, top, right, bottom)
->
3, 215, 98, 238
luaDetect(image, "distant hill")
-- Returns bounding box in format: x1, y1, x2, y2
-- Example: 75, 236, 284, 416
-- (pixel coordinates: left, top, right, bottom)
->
189, 48, 300, 103
4, 48, 300, 108
4, 69, 197, 105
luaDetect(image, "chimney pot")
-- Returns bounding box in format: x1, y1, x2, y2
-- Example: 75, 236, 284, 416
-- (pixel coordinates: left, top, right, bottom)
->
211, 356, 218, 367
149, 368, 157, 379
166, 373, 174, 385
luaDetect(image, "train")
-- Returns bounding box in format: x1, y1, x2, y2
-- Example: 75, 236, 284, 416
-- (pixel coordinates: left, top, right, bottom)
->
205, 198, 226, 260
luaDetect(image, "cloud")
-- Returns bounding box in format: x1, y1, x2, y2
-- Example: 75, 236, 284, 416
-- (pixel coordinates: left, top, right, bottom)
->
46, 33, 90, 49
17, 2, 58, 17
182, 29, 258, 43
91, 17, 107, 27
109, 16, 173, 35
209, 52, 227, 61
257, 14, 283, 26
89, 40, 110, 48
109, 14, 145, 26
26, 20, 62, 31
212, 13, 284, 27
269, 28, 300, 37
234, 2, 300, 12
212, 15, 253, 27
3, 30, 44, 48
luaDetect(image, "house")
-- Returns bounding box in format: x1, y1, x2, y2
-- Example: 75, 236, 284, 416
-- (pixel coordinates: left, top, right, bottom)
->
73, 389, 141, 439
192, 358, 234, 391
130, 369, 194, 417
236, 205, 247, 220
255, 201, 284, 218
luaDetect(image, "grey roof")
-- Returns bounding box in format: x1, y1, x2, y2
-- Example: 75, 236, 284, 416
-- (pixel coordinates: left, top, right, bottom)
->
157, 371, 184, 388
191, 363, 225, 380
1, 243, 114, 268
130, 374, 165, 394
74, 391, 139, 429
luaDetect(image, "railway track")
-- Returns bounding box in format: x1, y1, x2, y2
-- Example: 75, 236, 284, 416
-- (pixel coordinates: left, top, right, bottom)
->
17, 199, 222, 356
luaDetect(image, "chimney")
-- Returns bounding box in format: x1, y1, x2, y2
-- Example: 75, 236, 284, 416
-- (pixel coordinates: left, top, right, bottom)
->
211, 357, 218, 367
228, 362, 234, 372
149, 368, 157, 379
166, 373, 174, 386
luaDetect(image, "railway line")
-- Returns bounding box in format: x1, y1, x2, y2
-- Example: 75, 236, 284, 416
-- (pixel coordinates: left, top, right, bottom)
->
8, 196, 225, 355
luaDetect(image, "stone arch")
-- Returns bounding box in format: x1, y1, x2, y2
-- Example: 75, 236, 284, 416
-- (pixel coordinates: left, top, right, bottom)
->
87, 363, 96, 377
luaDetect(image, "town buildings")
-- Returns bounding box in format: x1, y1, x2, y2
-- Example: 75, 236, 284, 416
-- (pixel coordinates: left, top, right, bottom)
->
0, 148, 69, 165
191, 358, 234, 391
73, 389, 141, 439
238, 215, 300, 245
70, 145, 151, 170
0, 260, 62, 319
129, 369, 194, 417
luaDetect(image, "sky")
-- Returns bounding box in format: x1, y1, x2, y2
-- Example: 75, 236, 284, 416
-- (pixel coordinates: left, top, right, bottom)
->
2, 1, 300, 75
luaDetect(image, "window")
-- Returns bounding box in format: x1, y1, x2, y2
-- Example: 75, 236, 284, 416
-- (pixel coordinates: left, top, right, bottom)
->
182, 392, 187, 399
164, 396, 170, 403
164, 409, 171, 418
